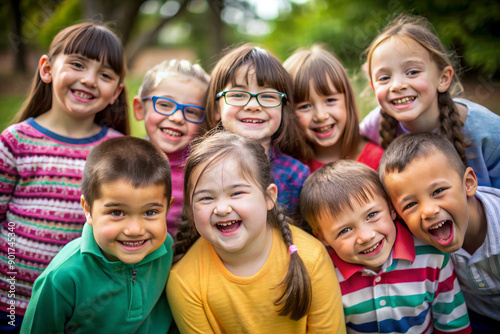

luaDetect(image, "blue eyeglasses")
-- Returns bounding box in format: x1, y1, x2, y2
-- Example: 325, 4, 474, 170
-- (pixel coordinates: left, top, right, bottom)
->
142, 96, 206, 123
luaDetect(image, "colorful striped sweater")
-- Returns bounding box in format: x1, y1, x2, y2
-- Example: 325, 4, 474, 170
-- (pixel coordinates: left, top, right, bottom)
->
0, 118, 123, 316
329, 222, 471, 334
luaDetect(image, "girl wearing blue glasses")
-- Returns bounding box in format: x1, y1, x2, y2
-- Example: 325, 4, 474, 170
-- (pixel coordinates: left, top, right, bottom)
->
133, 59, 210, 238
205, 44, 310, 218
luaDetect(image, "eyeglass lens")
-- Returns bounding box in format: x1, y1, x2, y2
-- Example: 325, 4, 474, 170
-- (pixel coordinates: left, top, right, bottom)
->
154, 98, 205, 122
224, 91, 282, 107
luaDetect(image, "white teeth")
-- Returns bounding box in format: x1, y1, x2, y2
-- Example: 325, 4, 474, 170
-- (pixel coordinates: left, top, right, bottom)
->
315, 125, 333, 133
361, 241, 380, 254
242, 119, 263, 123
217, 220, 236, 226
429, 221, 445, 230
392, 97, 415, 105
162, 129, 182, 137
122, 240, 146, 246
73, 90, 93, 99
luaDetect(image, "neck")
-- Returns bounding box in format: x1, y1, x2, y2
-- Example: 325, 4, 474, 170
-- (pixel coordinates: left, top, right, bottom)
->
400, 100, 441, 133
313, 142, 342, 163
216, 225, 274, 277
462, 194, 487, 255
35, 110, 101, 138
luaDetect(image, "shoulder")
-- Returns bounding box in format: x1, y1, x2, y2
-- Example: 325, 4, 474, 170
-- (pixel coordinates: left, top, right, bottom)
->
290, 226, 329, 264
455, 98, 500, 125
170, 238, 208, 273
272, 152, 310, 178
104, 127, 125, 138
476, 186, 500, 225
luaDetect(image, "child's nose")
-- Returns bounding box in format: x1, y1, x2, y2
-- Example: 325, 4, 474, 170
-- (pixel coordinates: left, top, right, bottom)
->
244, 96, 261, 110
421, 200, 440, 220
168, 108, 185, 123
80, 71, 97, 88
213, 203, 232, 216
124, 217, 146, 236
356, 228, 376, 244
313, 105, 329, 122
389, 75, 407, 92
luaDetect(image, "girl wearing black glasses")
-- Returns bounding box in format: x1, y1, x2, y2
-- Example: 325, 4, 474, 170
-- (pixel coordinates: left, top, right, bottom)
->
205, 44, 310, 219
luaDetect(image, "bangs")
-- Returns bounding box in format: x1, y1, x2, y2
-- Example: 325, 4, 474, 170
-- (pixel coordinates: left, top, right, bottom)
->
63, 25, 124, 78
293, 58, 346, 103
230, 48, 289, 94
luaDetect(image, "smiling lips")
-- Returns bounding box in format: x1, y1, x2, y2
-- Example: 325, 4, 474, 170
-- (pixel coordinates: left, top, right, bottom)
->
313, 124, 334, 134
71, 89, 95, 101
241, 118, 264, 124
361, 240, 382, 254
391, 96, 416, 105
161, 128, 182, 137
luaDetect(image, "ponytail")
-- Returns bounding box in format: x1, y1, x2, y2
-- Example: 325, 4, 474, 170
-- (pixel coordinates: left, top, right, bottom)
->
273, 207, 312, 320
172, 214, 200, 264
437, 92, 468, 165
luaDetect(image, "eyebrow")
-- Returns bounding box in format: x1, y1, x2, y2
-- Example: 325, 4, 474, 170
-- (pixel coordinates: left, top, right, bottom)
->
193, 183, 251, 197
103, 202, 164, 208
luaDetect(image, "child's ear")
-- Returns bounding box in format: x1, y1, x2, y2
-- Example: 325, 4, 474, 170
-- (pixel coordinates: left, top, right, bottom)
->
110, 83, 124, 105
81, 195, 93, 225
463, 167, 478, 197
369, 80, 375, 92
133, 96, 145, 121
312, 230, 330, 247
39, 55, 52, 84
438, 66, 454, 93
265, 183, 278, 211
390, 208, 397, 221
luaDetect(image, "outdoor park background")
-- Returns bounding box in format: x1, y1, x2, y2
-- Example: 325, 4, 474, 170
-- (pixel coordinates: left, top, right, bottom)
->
1, 0, 499, 138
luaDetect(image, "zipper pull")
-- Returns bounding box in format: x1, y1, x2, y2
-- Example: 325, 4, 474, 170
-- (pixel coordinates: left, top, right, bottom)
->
131, 268, 138, 285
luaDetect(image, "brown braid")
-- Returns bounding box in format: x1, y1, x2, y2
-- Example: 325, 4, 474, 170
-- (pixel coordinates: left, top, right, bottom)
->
379, 109, 399, 149
272, 206, 312, 321
437, 92, 468, 165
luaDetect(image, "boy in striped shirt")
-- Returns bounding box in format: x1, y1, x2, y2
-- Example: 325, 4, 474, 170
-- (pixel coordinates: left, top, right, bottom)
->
300, 159, 470, 334
380, 132, 500, 333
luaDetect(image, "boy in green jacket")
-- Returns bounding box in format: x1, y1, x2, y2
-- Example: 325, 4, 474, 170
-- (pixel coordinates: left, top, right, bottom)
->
21, 136, 175, 333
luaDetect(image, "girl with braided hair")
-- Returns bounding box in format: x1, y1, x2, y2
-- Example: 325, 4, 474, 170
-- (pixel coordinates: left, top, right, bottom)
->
167, 130, 345, 333
360, 14, 500, 188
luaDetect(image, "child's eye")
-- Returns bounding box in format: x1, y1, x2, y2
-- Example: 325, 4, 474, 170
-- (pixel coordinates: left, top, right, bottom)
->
100, 72, 113, 80
326, 98, 337, 104
144, 210, 158, 217
231, 191, 245, 197
407, 70, 420, 76
109, 210, 124, 217
433, 188, 446, 196
377, 75, 390, 82
296, 103, 311, 112
71, 62, 84, 69
403, 202, 417, 211
338, 227, 351, 236
367, 211, 378, 220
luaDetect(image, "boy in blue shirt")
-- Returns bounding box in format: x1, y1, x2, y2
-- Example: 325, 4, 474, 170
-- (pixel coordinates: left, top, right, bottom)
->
21, 136, 175, 333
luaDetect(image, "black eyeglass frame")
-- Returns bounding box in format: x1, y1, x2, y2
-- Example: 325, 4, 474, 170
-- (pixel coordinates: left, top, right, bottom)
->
215, 90, 287, 108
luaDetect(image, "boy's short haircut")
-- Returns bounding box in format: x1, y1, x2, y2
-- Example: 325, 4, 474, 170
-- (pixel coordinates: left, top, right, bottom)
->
299, 160, 389, 237
379, 132, 467, 185
81, 136, 172, 209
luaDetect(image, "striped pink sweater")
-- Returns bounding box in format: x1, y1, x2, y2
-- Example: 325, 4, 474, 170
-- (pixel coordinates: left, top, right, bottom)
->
0, 118, 123, 315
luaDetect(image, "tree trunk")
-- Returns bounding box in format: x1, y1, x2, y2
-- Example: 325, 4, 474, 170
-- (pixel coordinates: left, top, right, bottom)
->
9, 0, 27, 73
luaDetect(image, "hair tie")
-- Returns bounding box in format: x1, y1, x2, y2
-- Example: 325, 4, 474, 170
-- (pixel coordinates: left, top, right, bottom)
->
289, 245, 298, 254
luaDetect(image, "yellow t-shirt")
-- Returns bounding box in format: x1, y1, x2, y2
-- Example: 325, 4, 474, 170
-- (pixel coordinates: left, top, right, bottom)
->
166, 225, 346, 333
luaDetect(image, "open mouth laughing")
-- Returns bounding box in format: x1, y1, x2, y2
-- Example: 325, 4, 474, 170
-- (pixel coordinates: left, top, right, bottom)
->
428, 220, 453, 243
216, 220, 241, 233
313, 124, 334, 134
71, 89, 95, 100
161, 128, 182, 137
361, 240, 382, 254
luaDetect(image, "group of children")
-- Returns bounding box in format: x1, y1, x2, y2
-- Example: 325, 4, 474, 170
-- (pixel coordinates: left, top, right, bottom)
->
0, 13, 499, 334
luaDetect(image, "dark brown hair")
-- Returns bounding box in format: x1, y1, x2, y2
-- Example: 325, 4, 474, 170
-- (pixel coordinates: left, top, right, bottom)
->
283, 45, 361, 161
365, 14, 466, 165
378, 132, 466, 190
205, 43, 308, 161
81, 136, 172, 210
12, 22, 130, 135
174, 130, 312, 320
299, 160, 389, 237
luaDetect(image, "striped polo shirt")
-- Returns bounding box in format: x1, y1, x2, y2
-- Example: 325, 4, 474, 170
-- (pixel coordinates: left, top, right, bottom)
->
450, 186, 500, 321
330, 222, 471, 334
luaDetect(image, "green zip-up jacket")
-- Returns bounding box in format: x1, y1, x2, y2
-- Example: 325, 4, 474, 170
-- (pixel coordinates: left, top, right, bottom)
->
21, 223, 174, 334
